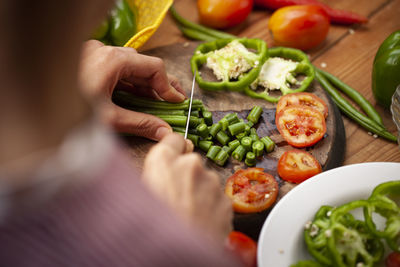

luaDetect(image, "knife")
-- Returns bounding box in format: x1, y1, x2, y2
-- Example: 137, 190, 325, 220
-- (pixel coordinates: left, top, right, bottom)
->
184, 71, 196, 139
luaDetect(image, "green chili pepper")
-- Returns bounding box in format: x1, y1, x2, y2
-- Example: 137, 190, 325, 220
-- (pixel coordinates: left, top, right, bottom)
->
372, 30, 400, 108
244, 47, 314, 103
109, 0, 137, 46
190, 38, 268, 92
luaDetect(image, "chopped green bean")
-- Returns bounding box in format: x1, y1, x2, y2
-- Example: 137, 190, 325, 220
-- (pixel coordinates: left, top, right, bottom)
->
219, 118, 229, 131
196, 123, 209, 138
224, 113, 240, 125
206, 145, 221, 160
228, 139, 241, 151
215, 150, 229, 166
185, 110, 200, 117
176, 132, 200, 147
134, 109, 186, 116
252, 141, 265, 157
247, 121, 254, 128
202, 111, 213, 126
216, 130, 231, 146
241, 136, 253, 152
199, 140, 213, 152
261, 136, 275, 153
232, 145, 246, 161
245, 152, 256, 166
172, 126, 197, 135
209, 123, 222, 137
228, 121, 246, 136
236, 132, 247, 141
222, 145, 232, 155
244, 124, 251, 135
247, 106, 263, 124
157, 115, 200, 127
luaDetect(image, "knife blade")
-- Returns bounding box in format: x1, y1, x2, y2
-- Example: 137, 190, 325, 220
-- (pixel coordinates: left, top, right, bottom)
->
184, 71, 196, 139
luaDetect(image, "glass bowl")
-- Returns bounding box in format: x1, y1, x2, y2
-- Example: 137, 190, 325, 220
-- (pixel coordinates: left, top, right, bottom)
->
390, 85, 400, 146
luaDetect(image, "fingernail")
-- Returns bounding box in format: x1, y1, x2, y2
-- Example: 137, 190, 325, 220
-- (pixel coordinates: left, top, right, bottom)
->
155, 127, 172, 141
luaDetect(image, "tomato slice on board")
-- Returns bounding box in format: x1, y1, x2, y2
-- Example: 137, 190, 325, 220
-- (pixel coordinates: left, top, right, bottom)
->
276, 92, 329, 118
225, 168, 278, 213
385, 252, 400, 267
275, 105, 326, 148
277, 149, 322, 184
225, 231, 257, 267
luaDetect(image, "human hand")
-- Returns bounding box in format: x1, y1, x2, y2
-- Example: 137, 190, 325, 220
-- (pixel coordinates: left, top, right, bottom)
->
142, 133, 233, 242
78, 40, 186, 141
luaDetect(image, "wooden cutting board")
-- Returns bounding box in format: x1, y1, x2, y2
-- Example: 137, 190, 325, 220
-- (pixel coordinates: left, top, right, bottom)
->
122, 42, 346, 240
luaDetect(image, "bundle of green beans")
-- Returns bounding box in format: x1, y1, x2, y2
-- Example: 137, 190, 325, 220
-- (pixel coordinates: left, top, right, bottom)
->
170, 5, 235, 42
315, 68, 397, 142
113, 90, 275, 167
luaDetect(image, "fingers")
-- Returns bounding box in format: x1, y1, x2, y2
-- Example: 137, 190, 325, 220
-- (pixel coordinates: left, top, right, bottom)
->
102, 103, 173, 141
117, 50, 185, 102
168, 74, 186, 98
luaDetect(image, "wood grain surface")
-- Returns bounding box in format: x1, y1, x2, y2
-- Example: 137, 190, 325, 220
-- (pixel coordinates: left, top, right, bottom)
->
140, 0, 400, 165
121, 42, 346, 239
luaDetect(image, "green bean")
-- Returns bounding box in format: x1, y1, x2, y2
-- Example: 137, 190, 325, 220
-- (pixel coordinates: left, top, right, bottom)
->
252, 141, 264, 157
215, 150, 229, 166
178, 26, 218, 42
228, 121, 246, 136
228, 139, 240, 151
113, 90, 204, 110
247, 106, 263, 124
222, 145, 233, 155
196, 123, 209, 138
202, 111, 213, 126
232, 145, 246, 161
245, 152, 256, 166
187, 110, 200, 117
247, 121, 254, 128
209, 123, 222, 137
224, 113, 240, 125
133, 109, 186, 116
249, 128, 259, 142
216, 131, 231, 146
260, 136, 275, 153
199, 140, 213, 152
219, 118, 229, 131
157, 115, 200, 127
170, 6, 236, 40
241, 136, 253, 152
206, 145, 221, 160
315, 71, 397, 142
172, 126, 197, 135
317, 68, 384, 126
236, 132, 247, 141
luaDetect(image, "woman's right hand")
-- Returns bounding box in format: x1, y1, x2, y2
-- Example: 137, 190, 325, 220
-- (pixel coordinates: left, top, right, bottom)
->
142, 133, 233, 242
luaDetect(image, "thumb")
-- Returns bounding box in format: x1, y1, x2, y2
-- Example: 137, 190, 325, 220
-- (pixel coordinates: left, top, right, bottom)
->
102, 103, 173, 141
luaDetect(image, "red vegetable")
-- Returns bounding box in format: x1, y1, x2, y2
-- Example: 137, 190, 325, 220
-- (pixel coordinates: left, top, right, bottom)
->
225, 231, 257, 267
197, 0, 253, 29
255, 0, 368, 25
386, 252, 400, 267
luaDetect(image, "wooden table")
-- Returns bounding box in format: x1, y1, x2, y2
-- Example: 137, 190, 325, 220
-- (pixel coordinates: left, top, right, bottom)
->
140, 0, 400, 164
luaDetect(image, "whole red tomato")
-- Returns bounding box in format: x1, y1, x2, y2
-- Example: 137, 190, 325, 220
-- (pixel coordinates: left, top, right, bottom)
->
197, 0, 253, 29
225, 231, 257, 267
386, 252, 400, 267
268, 5, 330, 50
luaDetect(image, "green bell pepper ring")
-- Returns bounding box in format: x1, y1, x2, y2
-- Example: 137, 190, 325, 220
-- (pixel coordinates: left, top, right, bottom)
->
109, 0, 137, 46
372, 30, 400, 108
190, 38, 268, 92
328, 200, 384, 267
244, 46, 315, 103
364, 181, 400, 252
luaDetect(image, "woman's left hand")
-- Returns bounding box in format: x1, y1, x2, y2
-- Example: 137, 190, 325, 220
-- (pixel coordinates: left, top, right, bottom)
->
78, 40, 186, 141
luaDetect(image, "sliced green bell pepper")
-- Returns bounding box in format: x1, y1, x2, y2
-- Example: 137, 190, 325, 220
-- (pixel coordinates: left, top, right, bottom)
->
244, 46, 315, 103
372, 30, 400, 108
364, 181, 400, 252
190, 38, 268, 92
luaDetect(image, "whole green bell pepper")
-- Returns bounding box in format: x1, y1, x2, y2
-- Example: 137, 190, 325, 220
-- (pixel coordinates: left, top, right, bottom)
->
372, 30, 400, 108
190, 38, 268, 92
244, 46, 315, 103
109, 0, 137, 46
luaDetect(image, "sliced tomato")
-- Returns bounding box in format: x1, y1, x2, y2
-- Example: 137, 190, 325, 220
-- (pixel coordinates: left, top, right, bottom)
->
276, 92, 328, 118
386, 252, 400, 267
275, 105, 326, 148
277, 149, 322, 183
225, 231, 257, 267
225, 168, 278, 213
